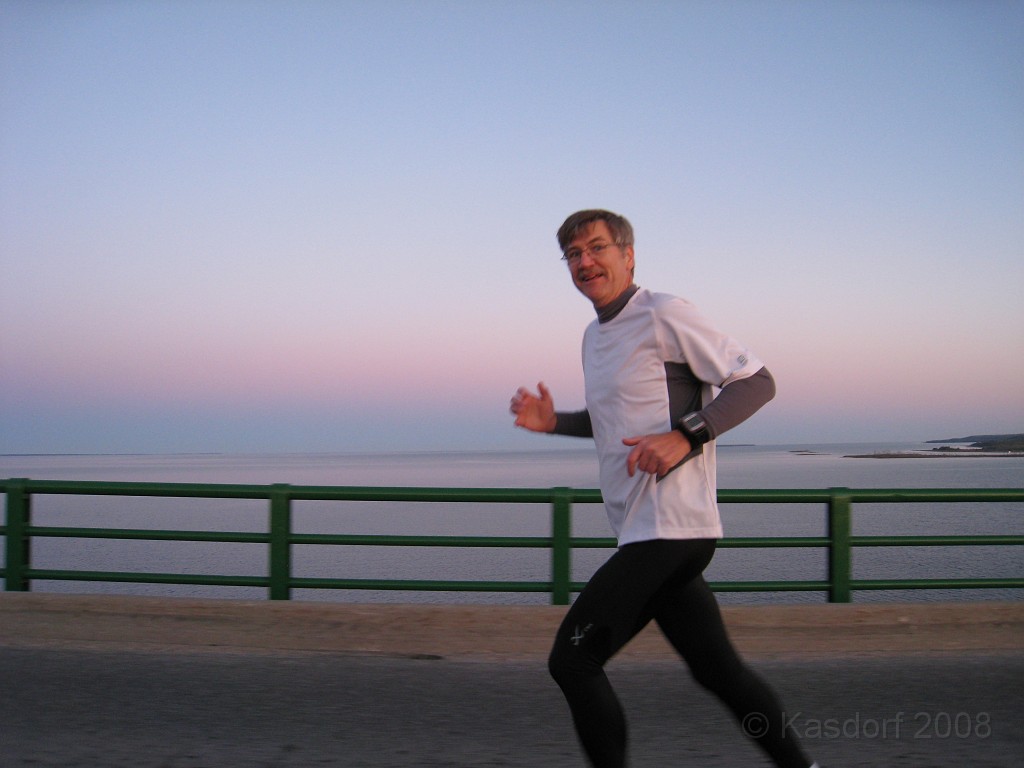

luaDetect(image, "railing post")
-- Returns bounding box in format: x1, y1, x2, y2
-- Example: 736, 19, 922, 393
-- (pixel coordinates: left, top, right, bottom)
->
269, 484, 292, 600
827, 488, 853, 603
551, 487, 572, 605
4, 479, 32, 591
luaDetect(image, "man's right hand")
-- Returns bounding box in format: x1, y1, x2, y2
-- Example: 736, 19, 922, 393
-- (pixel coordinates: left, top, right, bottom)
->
510, 382, 557, 433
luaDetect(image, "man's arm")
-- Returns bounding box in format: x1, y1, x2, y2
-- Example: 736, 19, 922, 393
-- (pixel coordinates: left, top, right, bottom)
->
624, 366, 776, 477
554, 409, 593, 437
510, 383, 593, 437
700, 366, 776, 439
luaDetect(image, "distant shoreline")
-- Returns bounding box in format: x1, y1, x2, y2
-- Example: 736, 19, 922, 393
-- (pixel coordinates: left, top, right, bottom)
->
845, 432, 1024, 459
845, 451, 1023, 459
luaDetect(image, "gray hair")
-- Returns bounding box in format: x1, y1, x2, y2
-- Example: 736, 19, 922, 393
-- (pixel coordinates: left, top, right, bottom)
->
556, 209, 634, 252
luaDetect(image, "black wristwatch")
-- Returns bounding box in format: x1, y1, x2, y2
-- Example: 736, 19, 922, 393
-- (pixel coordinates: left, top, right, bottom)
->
677, 411, 711, 447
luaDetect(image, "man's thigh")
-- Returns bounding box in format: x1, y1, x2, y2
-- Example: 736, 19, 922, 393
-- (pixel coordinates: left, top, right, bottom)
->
553, 540, 713, 664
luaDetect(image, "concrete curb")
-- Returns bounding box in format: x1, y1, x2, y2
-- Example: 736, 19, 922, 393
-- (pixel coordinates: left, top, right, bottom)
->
1, 593, 1021, 661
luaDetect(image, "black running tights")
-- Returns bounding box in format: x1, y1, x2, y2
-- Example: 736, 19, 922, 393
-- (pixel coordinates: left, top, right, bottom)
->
548, 538, 811, 768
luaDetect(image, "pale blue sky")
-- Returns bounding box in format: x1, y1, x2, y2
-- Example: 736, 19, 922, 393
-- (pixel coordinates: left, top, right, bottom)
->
2, 0, 1022, 453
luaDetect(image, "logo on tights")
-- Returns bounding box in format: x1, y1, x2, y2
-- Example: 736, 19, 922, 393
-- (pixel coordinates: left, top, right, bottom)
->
571, 623, 593, 646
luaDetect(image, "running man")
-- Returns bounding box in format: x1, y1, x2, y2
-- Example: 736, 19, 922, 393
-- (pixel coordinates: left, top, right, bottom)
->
511, 209, 820, 768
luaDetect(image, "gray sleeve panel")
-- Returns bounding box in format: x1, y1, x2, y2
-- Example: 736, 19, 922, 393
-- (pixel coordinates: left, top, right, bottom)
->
665, 362, 705, 429
700, 366, 776, 439
553, 409, 594, 438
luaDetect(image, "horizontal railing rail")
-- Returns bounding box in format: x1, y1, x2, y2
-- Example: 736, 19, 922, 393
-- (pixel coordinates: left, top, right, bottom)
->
1, 479, 1022, 603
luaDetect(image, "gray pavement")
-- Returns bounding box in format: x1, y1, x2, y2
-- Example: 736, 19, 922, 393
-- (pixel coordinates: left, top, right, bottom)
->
2, 646, 1021, 767
1, 595, 1022, 767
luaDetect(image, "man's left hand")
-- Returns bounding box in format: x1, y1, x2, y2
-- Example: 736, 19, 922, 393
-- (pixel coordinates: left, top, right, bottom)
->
622, 431, 692, 478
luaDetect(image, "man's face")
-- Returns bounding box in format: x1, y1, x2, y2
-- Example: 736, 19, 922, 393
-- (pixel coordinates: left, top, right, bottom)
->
565, 220, 635, 308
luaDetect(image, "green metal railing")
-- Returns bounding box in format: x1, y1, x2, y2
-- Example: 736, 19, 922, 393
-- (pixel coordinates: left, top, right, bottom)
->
1, 479, 1022, 603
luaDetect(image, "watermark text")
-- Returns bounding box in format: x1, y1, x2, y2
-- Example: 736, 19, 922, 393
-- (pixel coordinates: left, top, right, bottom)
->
741, 711, 992, 741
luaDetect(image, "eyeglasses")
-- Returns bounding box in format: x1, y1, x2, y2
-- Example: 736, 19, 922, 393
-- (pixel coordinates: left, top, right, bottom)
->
561, 241, 622, 264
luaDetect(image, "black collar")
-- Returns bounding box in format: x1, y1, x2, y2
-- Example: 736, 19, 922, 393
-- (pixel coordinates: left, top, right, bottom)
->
596, 284, 639, 324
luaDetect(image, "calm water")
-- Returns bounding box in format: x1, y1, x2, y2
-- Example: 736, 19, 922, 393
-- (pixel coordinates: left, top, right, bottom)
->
2, 443, 1021, 605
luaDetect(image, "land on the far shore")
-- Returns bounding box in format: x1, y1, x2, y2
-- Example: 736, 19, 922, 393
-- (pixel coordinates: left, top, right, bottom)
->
845, 433, 1024, 458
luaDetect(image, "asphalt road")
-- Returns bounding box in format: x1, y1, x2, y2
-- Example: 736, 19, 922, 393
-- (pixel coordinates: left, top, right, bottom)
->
2, 646, 1020, 767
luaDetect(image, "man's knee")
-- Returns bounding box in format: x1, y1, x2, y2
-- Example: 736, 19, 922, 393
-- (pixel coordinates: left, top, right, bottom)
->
686, 652, 750, 695
548, 639, 581, 683
547, 645, 566, 683
549, 624, 612, 685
